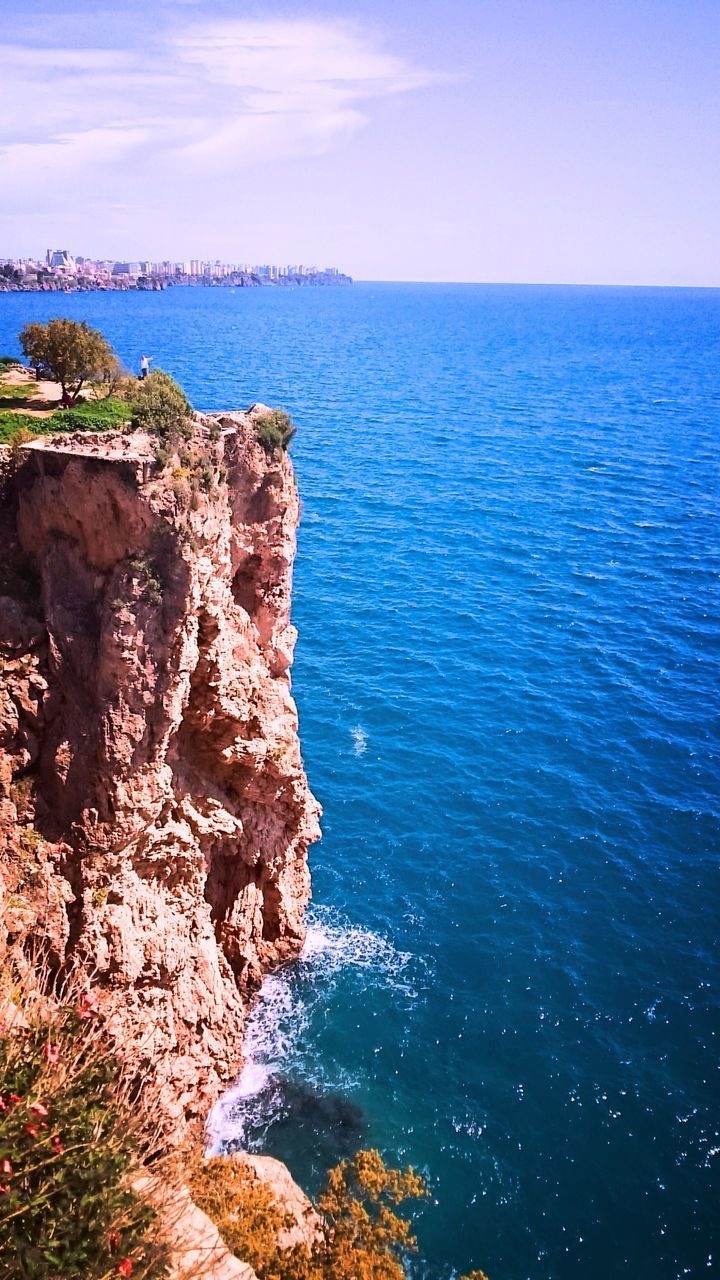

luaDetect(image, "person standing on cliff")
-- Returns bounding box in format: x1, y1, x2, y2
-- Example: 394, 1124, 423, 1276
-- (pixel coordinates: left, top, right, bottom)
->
139, 354, 153, 379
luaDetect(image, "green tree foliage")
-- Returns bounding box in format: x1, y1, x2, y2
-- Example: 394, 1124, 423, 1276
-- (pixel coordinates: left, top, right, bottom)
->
256, 409, 296, 453
0, 986, 167, 1279
128, 370, 193, 442
19, 319, 117, 406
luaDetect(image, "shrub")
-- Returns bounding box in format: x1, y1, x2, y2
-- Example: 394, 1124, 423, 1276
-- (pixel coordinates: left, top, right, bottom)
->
49, 397, 131, 434
187, 1157, 289, 1277
128, 556, 163, 604
8, 427, 35, 461
61, 396, 131, 425
0, 399, 129, 444
128, 371, 193, 442
256, 409, 296, 453
189, 1148, 427, 1280
0, 413, 41, 443
0, 975, 168, 1279
189, 1149, 488, 1280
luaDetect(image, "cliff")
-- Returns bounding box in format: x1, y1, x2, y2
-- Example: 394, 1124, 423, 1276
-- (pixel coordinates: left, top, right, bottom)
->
0, 410, 320, 1129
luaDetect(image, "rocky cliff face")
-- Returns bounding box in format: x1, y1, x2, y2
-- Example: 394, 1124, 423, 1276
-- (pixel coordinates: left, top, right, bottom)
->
0, 412, 320, 1128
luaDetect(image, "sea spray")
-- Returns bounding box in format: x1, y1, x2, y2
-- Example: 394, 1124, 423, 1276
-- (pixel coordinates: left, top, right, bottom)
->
207, 906, 418, 1156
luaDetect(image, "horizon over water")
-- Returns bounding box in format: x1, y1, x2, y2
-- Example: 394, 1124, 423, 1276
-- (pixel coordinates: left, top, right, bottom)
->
1, 283, 718, 1280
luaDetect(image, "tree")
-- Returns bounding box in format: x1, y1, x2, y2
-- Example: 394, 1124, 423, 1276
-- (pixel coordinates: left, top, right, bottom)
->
19, 319, 117, 407
128, 369, 193, 441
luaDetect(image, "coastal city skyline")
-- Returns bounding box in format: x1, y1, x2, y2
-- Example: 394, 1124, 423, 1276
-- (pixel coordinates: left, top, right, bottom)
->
0, 248, 351, 290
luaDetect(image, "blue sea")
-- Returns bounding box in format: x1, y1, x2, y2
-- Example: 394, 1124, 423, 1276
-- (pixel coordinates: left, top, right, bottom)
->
1, 283, 718, 1280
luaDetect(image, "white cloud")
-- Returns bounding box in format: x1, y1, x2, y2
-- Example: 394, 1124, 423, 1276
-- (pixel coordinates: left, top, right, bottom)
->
0, 17, 444, 201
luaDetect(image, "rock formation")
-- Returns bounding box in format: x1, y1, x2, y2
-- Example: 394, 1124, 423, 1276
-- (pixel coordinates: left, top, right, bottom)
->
0, 411, 321, 1128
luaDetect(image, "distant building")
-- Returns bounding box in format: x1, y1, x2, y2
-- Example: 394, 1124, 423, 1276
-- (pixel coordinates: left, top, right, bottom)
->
47, 249, 75, 272
112, 262, 142, 276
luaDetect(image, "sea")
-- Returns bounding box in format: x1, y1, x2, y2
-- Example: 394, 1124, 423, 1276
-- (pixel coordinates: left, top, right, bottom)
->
1, 283, 718, 1280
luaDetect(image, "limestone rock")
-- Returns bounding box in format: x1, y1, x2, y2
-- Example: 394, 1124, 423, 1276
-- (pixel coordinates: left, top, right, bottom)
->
231, 1152, 322, 1252
136, 1174, 259, 1280
0, 415, 321, 1130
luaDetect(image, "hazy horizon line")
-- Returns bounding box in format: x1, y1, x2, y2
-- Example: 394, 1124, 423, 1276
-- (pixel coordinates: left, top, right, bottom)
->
355, 278, 720, 290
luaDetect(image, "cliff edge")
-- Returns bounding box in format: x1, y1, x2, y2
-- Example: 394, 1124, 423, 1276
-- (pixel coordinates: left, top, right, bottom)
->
0, 409, 321, 1128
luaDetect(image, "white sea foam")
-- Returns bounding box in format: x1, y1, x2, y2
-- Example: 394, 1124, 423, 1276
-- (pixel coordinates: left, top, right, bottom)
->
301, 908, 412, 978
351, 725, 368, 755
207, 906, 415, 1154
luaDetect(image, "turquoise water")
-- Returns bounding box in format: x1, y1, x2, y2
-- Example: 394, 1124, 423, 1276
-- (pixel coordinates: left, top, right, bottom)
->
1, 285, 718, 1279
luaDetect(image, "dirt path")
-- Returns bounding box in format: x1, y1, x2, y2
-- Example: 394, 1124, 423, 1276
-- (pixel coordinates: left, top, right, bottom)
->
2, 366, 66, 417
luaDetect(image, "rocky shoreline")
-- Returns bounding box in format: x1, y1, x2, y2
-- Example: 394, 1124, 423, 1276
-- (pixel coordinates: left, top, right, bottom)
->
0, 273, 352, 294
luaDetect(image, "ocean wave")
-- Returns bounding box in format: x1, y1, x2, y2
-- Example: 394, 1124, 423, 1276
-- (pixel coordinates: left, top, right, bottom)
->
207, 906, 415, 1154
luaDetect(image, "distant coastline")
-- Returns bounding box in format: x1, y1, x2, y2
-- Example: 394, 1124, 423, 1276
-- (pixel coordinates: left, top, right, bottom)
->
0, 249, 352, 293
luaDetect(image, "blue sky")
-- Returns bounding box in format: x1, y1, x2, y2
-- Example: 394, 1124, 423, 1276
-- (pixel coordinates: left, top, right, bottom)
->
1, 0, 718, 283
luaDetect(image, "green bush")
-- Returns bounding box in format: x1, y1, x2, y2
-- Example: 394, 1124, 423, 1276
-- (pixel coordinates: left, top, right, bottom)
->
0, 413, 42, 443
256, 409, 296, 453
128, 371, 193, 441
44, 413, 116, 433
0, 398, 129, 443
49, 397, 131, 433
128, 556, 163, 605
61, 396, 131, 425
0, 985, 168, 1279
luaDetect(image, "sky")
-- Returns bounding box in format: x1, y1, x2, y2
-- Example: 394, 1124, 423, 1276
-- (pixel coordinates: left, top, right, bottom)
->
1, 0, 718, 284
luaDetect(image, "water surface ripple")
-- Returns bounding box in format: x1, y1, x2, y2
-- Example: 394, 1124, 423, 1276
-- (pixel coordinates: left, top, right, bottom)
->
1, 284, 718, 1280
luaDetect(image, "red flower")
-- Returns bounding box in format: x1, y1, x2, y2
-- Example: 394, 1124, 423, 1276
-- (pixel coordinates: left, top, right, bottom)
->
116, 1260, 134, 1277
51, 1134, 64, 1154
43, 1043, 61, 1065
24, 1124, 39, 1138
29, 1102, 49, 1117
8, 1094, 21, 1105
1, 1160, 12, 1176
108, 1230, 121, 1251
0, 1099, 6, 1113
